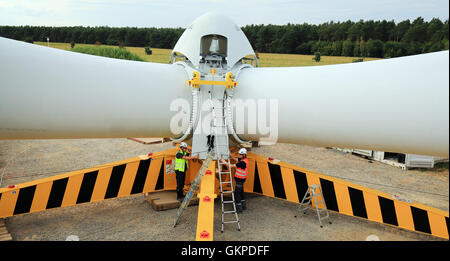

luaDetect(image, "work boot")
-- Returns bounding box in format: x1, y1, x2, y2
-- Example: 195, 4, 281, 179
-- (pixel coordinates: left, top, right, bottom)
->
236, 203, 243, 213
241, 200, 247, 210
177, 193, 184, 202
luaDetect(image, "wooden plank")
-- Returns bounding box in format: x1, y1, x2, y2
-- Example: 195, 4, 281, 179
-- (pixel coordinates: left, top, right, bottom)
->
0, 220, 12, 241
0, 233, 13, 241
127, 138, 165, 144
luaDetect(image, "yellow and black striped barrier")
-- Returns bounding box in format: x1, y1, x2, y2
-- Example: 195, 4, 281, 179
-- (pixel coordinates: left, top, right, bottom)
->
1, 148, 448, 240
244, 152, 449, 240
0, 148, 185, 218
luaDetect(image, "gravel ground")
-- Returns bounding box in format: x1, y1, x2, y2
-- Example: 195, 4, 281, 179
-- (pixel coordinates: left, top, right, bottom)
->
0, 139, 448, 242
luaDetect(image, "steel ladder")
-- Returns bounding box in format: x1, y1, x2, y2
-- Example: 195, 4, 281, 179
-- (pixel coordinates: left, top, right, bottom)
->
211, 98, 241, 232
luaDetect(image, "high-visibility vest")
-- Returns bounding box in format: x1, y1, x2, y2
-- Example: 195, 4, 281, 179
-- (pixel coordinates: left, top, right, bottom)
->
174, 150, 189, 172
234, 158, 249, 179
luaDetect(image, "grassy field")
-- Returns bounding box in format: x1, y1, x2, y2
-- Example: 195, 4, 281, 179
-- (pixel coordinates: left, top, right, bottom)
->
256, 52, 380, 67
34, 41, 381, 66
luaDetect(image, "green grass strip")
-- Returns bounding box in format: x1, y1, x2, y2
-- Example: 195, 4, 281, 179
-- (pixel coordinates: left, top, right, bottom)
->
71, 46, 145, 61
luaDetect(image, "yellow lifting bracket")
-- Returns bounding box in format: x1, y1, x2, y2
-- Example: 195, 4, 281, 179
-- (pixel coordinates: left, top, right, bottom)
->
224, 72, 237, 89
187, 71, 201, 88
187, 71, 238, 89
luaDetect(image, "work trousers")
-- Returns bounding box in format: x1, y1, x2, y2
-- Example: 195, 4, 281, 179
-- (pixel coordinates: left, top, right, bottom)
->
234, 178, 246, 204
175, 170, 186, 199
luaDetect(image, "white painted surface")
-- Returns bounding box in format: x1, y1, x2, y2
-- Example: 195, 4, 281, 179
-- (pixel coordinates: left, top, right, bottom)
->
234, 51, 449, 157
171, 12, 256, 68
0, 36, 191, 139
0, 14, 448, 158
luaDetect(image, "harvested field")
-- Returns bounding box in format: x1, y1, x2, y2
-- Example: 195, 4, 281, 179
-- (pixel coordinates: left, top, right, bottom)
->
34, 42, 381, 67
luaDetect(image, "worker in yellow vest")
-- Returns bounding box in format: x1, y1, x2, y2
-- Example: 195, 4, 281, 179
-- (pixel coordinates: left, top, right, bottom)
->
174, 142, 199, 201
225, 148, 248, 213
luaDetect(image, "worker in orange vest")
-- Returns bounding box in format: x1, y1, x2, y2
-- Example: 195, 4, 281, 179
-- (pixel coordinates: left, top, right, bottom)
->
223, 148, 248, 213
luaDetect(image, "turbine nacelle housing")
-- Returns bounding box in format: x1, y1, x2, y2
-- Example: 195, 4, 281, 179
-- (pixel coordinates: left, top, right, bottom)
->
169, 12, 258, 71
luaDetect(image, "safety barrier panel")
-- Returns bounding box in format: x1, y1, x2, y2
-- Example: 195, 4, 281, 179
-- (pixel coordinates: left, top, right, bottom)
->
195, 162, 217, 241
0, 148, 182, 218
1, 148, 448, 240
245, 152, 449, 240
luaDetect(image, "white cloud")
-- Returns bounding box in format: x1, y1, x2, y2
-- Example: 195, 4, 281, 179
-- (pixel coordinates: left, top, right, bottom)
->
0, 0, 68, 12
0, 0, 73, 25
0, 0, 448, 27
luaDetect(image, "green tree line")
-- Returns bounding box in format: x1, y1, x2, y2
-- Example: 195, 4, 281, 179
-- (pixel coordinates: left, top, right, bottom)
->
242, 17, 449, 58
0, 17, 448, 58
0, 25, 185, 49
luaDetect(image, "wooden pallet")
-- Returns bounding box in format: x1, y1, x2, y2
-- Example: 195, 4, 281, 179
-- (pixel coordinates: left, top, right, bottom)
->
0, 219, 12, 241
146, 190, 198, 211
127, 138, 168, 144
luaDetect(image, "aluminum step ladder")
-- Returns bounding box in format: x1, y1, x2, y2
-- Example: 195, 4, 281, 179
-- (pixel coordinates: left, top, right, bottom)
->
212, 98, 241, 233
298, 184, 332, 228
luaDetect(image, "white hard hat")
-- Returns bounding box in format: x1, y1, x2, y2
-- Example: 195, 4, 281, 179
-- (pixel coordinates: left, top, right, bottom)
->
238, 148, 247, 154
180, 142, 188, 148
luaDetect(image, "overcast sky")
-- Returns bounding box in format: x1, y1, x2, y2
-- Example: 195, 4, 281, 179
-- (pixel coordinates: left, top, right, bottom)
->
0, 0, 448, 28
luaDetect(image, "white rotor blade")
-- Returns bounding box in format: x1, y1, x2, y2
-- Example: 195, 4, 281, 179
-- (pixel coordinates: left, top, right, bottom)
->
1, 36, 448, 157
234, 51, 449, 157
0, 37, 190, 139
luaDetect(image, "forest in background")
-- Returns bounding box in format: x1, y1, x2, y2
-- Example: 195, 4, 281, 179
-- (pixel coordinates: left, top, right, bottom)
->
1, 17, 448, 58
